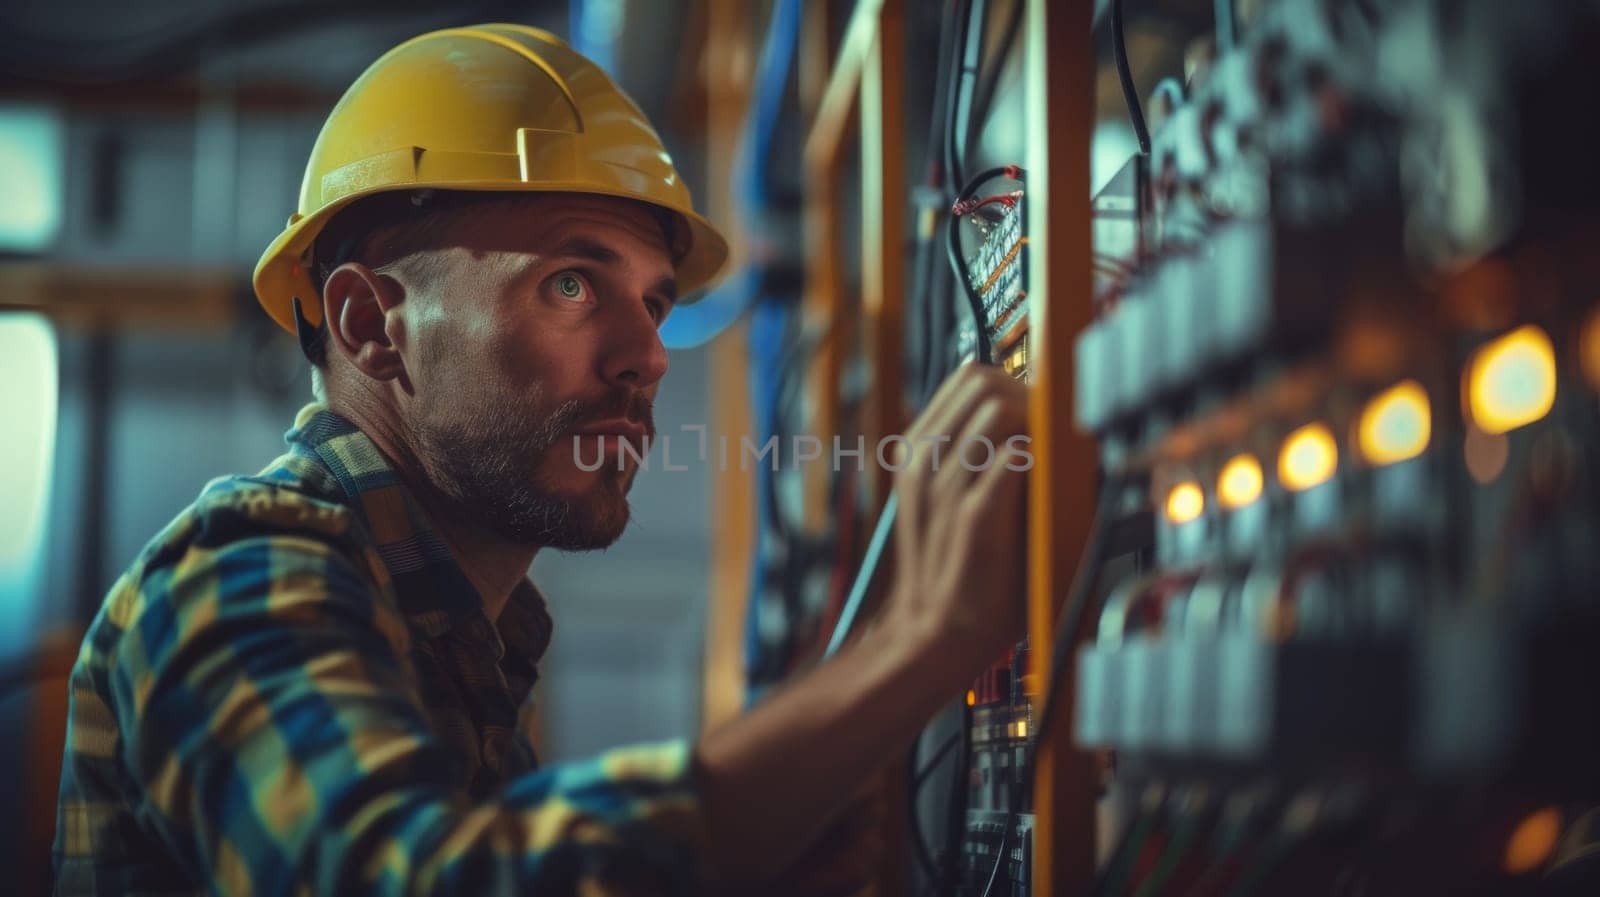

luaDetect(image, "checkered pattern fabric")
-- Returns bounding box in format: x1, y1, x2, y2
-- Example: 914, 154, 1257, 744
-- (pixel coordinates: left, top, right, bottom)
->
53, 404, 703, 896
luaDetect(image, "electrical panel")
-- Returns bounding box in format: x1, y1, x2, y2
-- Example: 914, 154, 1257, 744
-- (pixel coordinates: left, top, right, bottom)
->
962, 643, 1036, 895
1064, 0, 1600, 893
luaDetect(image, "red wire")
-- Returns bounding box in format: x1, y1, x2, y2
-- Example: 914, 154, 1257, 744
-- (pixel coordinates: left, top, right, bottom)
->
952, 192, 1021, 217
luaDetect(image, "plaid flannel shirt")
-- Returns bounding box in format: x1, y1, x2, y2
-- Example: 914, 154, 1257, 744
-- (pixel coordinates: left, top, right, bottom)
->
54, 404, 705, 896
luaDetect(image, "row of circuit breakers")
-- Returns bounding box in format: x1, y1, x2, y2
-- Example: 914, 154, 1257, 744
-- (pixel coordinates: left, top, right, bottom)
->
949, 0, 1600, 894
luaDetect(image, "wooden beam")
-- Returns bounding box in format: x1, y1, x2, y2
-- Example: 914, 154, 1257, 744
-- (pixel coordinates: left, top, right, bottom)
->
801, 0, 887, 530
860, 3, 910, 895
700, 0, 758, 735
802, 0, 886, 180
0, 263, 236, 329
0, 77, 340, 114
1024, 0, 1101, 894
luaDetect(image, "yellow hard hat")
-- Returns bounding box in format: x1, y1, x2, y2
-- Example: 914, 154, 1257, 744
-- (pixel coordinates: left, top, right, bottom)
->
252, 23, 729, 336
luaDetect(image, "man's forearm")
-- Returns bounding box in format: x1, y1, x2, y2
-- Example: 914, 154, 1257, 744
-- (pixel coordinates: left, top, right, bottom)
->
693, 604, 975, 886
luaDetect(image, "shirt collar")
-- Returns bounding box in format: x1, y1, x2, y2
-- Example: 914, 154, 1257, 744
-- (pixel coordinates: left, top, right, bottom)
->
281, 403, 553, 666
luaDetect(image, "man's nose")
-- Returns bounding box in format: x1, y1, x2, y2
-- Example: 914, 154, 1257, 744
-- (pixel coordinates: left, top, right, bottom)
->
598, 300, 669, 390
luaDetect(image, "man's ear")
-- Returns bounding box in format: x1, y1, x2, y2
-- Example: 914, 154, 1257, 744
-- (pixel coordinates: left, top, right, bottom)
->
322, 262, 408, 383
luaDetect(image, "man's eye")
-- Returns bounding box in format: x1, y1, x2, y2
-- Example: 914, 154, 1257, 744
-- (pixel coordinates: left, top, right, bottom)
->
553, 273, 588, 302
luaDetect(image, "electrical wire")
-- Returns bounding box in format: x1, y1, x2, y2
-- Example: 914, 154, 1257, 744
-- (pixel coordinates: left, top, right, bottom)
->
937, 700, 973, 896
913, 730, 963, 788
949, 211, 993, 365
952, 191, 1023, 217
945, 0, 990, 193
967, 0, 1025, 162
1215, 0, 1239, 52
822, 492, 900, 658
914, 0, 966, 405
907, 741, 943, 883
980, 819, 1012, 897
1222, 833, 1297, 897
1111, 0, 1152, 155
1092, 800, 1169, 897
1031, 479, 1119, 762
907, 719, 967, 891
1131, 798, 1210, 897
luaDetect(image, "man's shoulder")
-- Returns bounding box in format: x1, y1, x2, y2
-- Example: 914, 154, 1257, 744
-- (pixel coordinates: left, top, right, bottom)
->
188, 471, 363, 551
72, 471, 405, 706
104, 472, 378, 624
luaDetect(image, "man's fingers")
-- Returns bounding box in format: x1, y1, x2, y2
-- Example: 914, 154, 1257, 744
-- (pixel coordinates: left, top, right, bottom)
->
904, 360, 980, 445
904, 368, 1027, 478
904, 364, 1005, 457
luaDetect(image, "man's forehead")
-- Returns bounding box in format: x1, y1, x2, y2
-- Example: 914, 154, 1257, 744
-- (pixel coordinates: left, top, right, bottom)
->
495, 193, 673, 252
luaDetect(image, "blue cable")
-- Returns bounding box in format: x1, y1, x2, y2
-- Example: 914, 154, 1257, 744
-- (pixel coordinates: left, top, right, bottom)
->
660, 0, 802, 349
734, 0, 805, 697
824, 491, 900, 658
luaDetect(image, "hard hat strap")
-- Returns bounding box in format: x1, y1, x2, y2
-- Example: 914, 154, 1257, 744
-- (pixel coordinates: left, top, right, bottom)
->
290, 296, 324, 366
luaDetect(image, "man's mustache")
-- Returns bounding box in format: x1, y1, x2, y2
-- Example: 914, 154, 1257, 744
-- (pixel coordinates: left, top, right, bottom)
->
556, 392, 656, 440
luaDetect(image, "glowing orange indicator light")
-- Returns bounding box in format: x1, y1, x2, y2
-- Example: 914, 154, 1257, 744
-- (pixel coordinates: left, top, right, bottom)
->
1467, 324, 1557, 435
1358, 380, 1432, 467
1504, 807, 1562, 875
966, 689, 976, 707
1217, 454, 1264, 509
1581, 306, 1600, 390
1278, 423, 1338, 492
1164, 481, 1205, 524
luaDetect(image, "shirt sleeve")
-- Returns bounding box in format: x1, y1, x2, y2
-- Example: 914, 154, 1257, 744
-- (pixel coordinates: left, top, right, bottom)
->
107, 533, 706, 897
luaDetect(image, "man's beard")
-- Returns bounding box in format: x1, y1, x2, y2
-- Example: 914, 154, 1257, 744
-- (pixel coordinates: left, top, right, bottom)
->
412, 388, 653, 550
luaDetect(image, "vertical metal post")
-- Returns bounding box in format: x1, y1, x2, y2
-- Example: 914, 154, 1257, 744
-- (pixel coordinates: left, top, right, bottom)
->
1024, 0, 1100, 893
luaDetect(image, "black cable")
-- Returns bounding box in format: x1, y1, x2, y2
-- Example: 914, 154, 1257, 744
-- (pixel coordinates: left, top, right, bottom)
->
945, 0, 989, 193
1132, 800, 1209, 897
1111, 0, 1152, 155
907, 741, 943, 883
938, 701, 972, 895
1091, 798, 1167, 897
1215, 0, 1239, 52
914, 0, 967, 405
967, 0, 1024, 163
1031, 479, 1119, 761
913, 730, 963, 788
948, 207, 994, 365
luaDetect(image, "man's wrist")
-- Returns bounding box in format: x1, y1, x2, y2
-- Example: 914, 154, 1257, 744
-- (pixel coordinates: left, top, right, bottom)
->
869, 589, 985, 696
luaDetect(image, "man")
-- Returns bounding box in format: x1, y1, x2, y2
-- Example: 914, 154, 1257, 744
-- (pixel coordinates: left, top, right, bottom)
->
54, 25, 1030, 895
